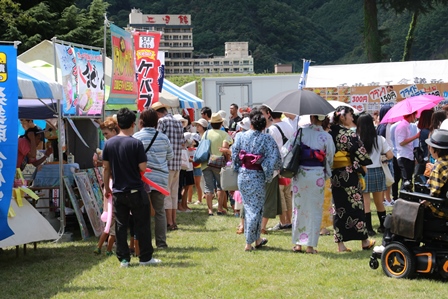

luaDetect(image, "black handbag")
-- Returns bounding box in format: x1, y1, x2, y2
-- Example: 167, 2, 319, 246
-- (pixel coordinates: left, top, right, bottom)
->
413, 146, 424, 164
280, 128, 302, 178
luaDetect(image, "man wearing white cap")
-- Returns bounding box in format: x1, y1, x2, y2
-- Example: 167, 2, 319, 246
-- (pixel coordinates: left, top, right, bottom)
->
201, 113, 232, 215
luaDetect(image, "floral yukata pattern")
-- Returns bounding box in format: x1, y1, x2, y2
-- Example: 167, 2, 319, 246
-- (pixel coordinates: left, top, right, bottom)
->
232, 130, 281, 245
329, 125, 372, 243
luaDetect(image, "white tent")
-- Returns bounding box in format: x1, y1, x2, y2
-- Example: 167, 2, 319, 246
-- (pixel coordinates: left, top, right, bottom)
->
19, 40, 204, 109
306, 60, 448, 87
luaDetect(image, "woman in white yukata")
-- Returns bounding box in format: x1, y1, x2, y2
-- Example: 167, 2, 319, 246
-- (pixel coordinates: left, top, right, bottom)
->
232, 109, 282, 252
288, 115, 335, 254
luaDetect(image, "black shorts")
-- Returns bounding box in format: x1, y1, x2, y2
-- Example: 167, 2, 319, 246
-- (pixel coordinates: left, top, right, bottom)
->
179, 170, 194, 187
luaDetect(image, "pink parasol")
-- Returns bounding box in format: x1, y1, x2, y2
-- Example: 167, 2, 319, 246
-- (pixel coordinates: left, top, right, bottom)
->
380, 95, 444, 124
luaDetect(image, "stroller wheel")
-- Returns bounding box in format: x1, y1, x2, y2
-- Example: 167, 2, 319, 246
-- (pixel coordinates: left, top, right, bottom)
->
369, 257, 379, 269
381, 243, 415, 279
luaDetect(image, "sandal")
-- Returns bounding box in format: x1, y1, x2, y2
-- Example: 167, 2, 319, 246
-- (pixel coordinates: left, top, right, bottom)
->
292, 245, 302, 253
305, 249, 318, 254
362, 239, 376, 250
338, 248, 352, 253
245, 246, 254, 252
255, 238, 268, 249
319, 228, 331, 236
236, 226, 244, 234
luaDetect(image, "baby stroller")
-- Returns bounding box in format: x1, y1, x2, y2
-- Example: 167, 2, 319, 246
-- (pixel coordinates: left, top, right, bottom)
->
369, 181, 448, 279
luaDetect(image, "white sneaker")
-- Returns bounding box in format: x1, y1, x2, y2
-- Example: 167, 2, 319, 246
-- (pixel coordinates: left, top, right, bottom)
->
383, 200, 393, 207
213, 203, 219, 207
120, 259, 130, 268
268, 223, 283, 231
140, 258, 162, 266
373, 245, 385, 254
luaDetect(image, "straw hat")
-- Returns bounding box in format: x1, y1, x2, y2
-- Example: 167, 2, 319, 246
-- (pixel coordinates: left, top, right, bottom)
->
151, 101, 167, 111
192, 118, 208, 128
210, 112, 223, 123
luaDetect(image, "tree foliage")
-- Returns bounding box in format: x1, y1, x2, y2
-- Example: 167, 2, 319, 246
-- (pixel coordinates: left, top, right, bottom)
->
380, 0, 448, 61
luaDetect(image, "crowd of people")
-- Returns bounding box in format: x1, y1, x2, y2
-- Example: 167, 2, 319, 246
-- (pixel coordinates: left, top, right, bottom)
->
92, 100, 448, 267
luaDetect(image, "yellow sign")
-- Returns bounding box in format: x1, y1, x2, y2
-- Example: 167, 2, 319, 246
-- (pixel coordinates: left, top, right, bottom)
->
0, 52, 7, 82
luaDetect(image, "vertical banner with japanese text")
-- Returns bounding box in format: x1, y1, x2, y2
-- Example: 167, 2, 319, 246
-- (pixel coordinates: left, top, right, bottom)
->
74, 48, 104, 116
0, 45, 18, 241
157, 51, 165, 92
55, 43, 77, 115
133, 31, 161, 111
108, 24, 137, 104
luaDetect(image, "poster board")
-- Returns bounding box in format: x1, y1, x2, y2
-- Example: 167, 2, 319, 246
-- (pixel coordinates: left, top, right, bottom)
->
73, 172, 104, 237
64, 177, 90, 240
304, 82, 448, 115
86, 169, 103, 212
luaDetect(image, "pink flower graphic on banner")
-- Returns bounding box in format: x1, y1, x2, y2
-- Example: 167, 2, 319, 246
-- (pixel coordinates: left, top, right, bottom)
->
299, 233, 308, 243
316, 178, 325, 187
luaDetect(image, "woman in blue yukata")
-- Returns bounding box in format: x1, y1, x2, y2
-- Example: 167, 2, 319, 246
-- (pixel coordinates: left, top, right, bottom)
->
231, 109, 282, 251
287, 115, 336, 254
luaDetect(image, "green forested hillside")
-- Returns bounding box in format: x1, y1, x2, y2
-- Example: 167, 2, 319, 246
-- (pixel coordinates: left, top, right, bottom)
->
2, 0, 448, 73
99, 0, 448, 72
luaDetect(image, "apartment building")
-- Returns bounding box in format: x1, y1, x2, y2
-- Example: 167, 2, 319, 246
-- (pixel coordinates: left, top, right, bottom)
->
128, 9, 254, 75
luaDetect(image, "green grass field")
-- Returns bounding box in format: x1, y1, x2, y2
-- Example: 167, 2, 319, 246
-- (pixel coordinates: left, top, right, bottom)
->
1, 200, 447, 299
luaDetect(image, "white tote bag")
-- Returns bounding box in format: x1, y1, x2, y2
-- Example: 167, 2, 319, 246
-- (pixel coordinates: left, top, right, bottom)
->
382, 162, 394, 187
220, 166, 238, 191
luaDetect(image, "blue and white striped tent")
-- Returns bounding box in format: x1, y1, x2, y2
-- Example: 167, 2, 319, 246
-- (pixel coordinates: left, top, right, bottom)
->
17, 60, 62, 100
163, 79, 203, 109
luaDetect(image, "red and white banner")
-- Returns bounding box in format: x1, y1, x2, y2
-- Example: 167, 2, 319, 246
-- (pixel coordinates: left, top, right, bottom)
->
133, 31, 162, 111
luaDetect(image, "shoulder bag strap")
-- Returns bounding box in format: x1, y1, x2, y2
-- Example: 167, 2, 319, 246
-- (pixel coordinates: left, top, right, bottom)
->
291, 128, 302, 147
273, 124, 287, 144
145, 131, 159, 153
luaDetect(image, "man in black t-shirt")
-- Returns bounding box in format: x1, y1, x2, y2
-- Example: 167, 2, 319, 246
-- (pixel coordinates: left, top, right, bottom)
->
228, 103, 242, 132
103, 108, 161, 267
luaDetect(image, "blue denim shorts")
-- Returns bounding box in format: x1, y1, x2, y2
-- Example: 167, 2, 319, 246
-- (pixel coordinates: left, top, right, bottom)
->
193, 167, 202, 177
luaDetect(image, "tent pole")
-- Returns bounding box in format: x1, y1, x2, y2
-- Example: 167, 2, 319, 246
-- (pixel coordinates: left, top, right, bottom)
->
57, 98, 65, 236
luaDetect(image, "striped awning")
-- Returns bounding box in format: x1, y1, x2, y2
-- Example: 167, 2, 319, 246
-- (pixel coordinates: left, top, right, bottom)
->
162, 79, 203, 109
17, 60, 62, 99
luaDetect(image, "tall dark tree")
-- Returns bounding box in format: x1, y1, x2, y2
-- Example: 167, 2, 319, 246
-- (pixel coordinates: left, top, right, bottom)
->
364, 0, 382, 62
380, 0, 448, 61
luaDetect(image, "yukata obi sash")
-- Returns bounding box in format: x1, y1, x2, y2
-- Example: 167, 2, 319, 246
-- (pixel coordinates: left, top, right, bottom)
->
332, 151, 351, 169
300, 144, 326, 167
239, 150, 263, 170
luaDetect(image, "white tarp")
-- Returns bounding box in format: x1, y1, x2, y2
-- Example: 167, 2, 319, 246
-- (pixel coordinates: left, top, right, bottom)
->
306, 60, 448, 88
0, 199, 59, 248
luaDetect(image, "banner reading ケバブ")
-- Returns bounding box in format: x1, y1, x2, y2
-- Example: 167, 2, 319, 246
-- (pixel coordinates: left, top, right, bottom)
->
0, 45, 18, 241
133, 31, 161, 111
108, 24, 137, 104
